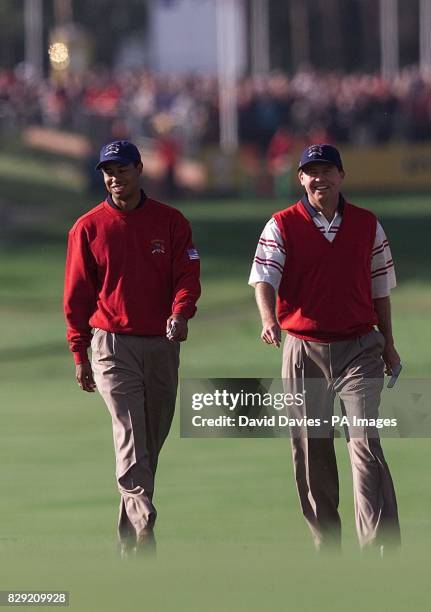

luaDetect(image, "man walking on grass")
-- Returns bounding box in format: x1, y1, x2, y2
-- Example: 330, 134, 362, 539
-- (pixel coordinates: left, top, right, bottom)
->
249, 144, 401, 552
64, 140, 200, 556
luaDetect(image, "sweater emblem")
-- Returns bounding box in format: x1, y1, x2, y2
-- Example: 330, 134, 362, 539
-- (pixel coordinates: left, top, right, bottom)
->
151, 239, 166, 255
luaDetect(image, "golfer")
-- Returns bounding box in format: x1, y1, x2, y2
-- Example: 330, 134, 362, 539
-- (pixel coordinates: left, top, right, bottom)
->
249, 144, 401, 552
64, 140, 201, 556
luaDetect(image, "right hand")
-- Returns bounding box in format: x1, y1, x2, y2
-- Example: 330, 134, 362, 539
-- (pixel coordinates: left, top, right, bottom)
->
382, 343, 401, 376
166, 314, 188, 342
76, 361, 96, 392
261, 321, 281, 348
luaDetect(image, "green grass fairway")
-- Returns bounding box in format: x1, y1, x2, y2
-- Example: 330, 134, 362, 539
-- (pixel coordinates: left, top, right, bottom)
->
0, 151, 430, 611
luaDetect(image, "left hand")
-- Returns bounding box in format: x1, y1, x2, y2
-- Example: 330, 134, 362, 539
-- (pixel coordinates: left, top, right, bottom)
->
166, 314, 188, 342
75, 361, 96, 393
261, 321, 281, 348
382, 343, 401, 376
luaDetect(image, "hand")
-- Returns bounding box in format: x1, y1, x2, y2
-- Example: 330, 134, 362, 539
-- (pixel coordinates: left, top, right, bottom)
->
76, 361, 96, 392
166, 314, 188, 342
261, 321, 281, 348
382, 343, 401, 376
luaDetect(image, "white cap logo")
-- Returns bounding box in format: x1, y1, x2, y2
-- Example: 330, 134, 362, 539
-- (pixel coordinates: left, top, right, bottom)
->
308, 145, 323, 158
104, 143, 120, 156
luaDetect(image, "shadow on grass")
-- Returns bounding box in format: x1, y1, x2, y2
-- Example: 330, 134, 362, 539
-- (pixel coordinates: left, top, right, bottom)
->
6, 227, 68, 251
193, 213, 431, 283
2, 189, 431, 284
1, 176, 86, 212
0, 341, 67, 363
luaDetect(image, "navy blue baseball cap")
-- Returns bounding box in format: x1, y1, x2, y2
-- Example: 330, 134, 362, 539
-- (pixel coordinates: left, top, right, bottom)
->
96, 140, 141, 170
298, 144, 343, 172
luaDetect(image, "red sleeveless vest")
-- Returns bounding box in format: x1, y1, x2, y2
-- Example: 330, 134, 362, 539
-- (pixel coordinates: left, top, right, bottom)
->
273, 201, 377, 342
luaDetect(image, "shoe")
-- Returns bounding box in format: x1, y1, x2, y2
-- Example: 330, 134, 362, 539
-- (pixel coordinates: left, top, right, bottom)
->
118, 538, 135, 560
135, 527, 157, 557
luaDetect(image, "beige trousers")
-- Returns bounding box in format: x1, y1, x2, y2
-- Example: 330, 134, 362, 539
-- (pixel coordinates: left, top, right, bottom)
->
282, 330, 400, 550
91, 330, 180, 542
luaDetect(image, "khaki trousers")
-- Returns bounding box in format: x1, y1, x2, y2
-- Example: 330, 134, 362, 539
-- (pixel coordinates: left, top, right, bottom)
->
282, 330, 400, 550
91, 330, 180, 542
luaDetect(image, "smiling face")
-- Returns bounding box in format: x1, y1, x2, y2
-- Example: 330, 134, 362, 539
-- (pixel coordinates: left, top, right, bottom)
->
101, 161, 143, 206
298, 162, 344, 209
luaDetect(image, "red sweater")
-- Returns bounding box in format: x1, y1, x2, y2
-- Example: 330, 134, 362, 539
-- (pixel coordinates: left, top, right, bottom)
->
64, 198, 201, 364
273, 200, 377, 342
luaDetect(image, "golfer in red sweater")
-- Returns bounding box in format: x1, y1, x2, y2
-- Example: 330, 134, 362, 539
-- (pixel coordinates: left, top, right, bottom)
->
64, 140, 200, 556
249, 144, 401, 553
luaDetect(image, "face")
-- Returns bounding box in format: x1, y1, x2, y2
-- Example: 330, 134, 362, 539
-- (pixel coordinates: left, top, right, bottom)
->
298, 162, 344, 206
101, 161, 143, 201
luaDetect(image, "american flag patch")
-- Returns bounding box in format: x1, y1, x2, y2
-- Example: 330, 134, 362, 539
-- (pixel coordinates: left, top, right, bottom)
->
187, 248, 200, 260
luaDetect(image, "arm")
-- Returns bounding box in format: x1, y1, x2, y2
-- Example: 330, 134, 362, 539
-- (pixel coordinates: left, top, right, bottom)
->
373, 296, 401, 375
167, 213, 201, 342
255, 282, 281, 348
63, 225, 98, 390
249, 218, 286, 348
371, 222, 400, 375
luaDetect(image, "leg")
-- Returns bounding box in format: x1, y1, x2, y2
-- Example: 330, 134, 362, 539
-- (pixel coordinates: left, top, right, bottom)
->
336, 331, 401, 548
92, 331, 157, 541
291, 436, 341, 550
282, 335, 341, 550
141, 337, 180, 479
347, 435, 400, 548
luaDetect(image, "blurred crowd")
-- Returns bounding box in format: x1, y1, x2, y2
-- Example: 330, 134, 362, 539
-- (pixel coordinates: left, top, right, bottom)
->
2, 65, 431, 157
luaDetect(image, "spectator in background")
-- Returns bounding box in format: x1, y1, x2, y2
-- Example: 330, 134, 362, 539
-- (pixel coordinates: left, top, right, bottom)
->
153, 112, 181, 198
6, 64, 431, 161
